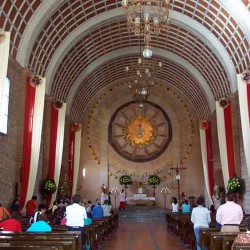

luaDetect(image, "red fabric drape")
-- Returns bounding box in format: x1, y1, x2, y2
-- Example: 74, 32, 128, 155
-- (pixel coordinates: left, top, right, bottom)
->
48, 104, 59, 179
68, 125, 75, 200
47, 103, 59, 206
224, 104, 235, 178
205, 121, 214, 197
20, 77, 36, 209
247, 84, 250, 126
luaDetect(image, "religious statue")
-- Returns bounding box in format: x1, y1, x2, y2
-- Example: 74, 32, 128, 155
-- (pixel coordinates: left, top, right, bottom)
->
100, 184, 108, 205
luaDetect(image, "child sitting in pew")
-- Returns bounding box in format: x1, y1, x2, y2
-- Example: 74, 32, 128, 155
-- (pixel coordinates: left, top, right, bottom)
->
27, 213, 52, 232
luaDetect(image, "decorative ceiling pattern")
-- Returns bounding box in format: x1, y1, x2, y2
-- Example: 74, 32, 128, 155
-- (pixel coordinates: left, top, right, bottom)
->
50, 20, 230, 104
109, 101, 172, 162
70, 56, 210, 121
0, 0, 250, 120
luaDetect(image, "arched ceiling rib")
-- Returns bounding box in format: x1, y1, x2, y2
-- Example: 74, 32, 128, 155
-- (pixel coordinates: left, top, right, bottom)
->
49, 20, 229, 105
65, 47, 215, 114
70, 56, 210, 121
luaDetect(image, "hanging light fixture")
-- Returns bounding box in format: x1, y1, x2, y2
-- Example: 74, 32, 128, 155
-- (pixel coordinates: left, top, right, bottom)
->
122, 0, 171, 57
125, 56, 163, 103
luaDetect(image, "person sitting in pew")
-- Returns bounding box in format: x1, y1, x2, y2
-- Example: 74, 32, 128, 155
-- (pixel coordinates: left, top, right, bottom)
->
0, 211, 22, 232
92, 199, 103, 219
26, 214, 52, 232
102, 199, 112, 217
171, 197, 179, 213
181, 199, 191, 213
191, 196, 211, 250
216, 192, 243, 232
30, 203, 47, 224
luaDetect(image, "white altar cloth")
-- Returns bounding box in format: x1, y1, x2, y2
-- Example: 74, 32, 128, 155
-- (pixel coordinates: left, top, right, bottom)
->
133, 194, 147, 199
126, 196, 155, 205
126, 196, 155, 201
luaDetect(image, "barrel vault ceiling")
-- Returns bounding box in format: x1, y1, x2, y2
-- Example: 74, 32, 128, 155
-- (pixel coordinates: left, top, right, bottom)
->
1, 0, 250, 121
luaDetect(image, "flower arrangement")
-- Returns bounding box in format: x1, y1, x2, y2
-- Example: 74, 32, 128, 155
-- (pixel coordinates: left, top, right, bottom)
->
119, 175, 132, 186
242, 70, 250, 83
0, 29, 6, 44
219, 98, 229, 108
54, 100, 63, 109
30, 75, 42, 86
148, 175, 161, 185
41, 178, 57, 194
227, 176, 242, 193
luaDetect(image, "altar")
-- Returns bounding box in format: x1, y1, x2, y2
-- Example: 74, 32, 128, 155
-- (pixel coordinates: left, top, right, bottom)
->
126, 188, 155, 205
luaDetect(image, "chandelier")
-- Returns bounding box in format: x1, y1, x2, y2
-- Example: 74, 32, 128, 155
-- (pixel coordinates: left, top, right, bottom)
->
122, 0, 171, 55
125, 57, 163, 104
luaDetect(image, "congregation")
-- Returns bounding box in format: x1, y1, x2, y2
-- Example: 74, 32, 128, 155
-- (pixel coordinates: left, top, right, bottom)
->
1, 188, 249, 250
167, 191, 250, 250
0, 185, 129, 249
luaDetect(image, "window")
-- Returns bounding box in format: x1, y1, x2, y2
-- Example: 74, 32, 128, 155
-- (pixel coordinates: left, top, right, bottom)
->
0, 77, 10, 134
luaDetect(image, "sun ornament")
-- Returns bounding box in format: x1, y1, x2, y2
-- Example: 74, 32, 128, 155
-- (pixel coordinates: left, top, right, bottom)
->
124, 115, 156, 148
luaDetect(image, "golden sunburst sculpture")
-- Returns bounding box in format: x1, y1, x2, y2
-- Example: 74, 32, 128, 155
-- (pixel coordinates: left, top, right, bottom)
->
124, 114, 156, 148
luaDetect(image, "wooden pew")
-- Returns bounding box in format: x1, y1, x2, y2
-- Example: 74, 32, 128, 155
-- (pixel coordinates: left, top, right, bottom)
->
0, 243, 64, 250
200, 227, 220, 249
200, 227, 246, 249
0, 232, 81, 250
234, 246, 250, 250
3, 240, 72, 250
210, 232, 239, 250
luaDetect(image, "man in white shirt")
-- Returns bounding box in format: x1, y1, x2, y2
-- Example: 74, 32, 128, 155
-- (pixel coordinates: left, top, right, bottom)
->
191, 197, 211, 250
66, 194, 87, 248
102, 199, 112, 217
216, 192, 243, 232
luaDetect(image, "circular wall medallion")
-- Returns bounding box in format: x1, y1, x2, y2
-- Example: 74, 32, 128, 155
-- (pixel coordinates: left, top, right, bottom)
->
109, 101, 172, 162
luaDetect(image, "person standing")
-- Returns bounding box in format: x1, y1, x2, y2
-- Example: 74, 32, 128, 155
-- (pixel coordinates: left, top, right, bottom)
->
25, 196, 38, 217
191, 197, 211, 250
10, 199, 21, 215
66, 194, 87, 248
119, 189, 126, 210
216, 192, 243, 232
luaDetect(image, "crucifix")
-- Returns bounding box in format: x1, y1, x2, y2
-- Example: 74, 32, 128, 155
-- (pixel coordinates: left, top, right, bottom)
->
170, 164, 186, 200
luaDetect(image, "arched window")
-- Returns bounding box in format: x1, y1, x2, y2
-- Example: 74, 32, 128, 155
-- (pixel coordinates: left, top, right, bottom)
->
0, 77, 10, 134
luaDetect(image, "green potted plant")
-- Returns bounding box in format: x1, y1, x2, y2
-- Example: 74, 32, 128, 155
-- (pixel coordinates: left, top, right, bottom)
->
41, 178, 57, 195
148, 175, 161, 205
119, 175, 132, 197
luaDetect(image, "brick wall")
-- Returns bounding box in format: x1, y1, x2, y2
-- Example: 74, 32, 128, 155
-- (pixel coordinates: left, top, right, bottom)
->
0, 58, 27, 207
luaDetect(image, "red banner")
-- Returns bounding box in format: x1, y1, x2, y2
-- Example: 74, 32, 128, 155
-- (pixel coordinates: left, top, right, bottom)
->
48, 103, 59, 179
20, 77, 36, 209
205, 121, 214, 197
68, 124, 76, 200
224, 105, 235, 178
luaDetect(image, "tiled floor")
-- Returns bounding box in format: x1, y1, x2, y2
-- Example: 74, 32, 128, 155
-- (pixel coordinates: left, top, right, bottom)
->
102, 221, 184, 250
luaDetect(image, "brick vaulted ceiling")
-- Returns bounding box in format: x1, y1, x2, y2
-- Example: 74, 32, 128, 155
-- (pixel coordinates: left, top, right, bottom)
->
1, 0, 250, 121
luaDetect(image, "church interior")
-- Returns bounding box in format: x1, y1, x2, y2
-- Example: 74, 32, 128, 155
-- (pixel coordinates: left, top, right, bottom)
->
1, 0, 250, 218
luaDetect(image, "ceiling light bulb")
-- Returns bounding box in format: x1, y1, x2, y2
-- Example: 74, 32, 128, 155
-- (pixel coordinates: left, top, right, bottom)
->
139, 103, 144, 108
143, 48, 152, 58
